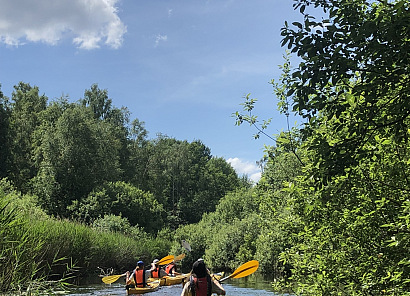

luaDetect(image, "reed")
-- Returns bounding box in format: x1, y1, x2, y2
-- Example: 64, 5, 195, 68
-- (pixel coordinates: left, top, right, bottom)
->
0, 183, 171, 292
0, 195, 45, 292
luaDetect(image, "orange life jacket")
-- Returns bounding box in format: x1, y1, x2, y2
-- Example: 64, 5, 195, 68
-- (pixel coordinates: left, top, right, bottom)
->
190, 275, 211, 296
151, 267, 161, 278
165, 263, 175, 274
134, 269, 146, 288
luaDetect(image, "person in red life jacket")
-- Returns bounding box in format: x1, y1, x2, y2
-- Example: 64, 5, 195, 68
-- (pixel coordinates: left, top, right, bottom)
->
150, 258, 168, 278
180, 259, 226, 296
165, 260, 180, 276
125, 260, 150, 289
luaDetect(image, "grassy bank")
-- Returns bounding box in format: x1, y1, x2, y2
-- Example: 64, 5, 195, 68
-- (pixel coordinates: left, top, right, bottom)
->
0, 181, 171, 293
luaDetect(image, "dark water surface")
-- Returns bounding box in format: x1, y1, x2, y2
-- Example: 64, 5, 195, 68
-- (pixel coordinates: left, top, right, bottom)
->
66, 277, 292, 296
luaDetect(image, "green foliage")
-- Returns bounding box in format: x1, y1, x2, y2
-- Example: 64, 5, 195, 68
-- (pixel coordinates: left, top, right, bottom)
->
0, 85, 10, 180
92, 214, 130, 233
213, 188, 260, 223
0, 194, 34, 291
233, 93, 273, 141
0, 79, 250, 289
179, 156, 241, 224
1, 80, 244, 234
70, 181, 165, 233
0, 183, 68, 293
27, 217, 147, 277
8, 82, 47, 192
205, 214, 260, 271
133, 136, 242, 225
271, 0, 410, 294
32, 104, 123, 216
0, 177, 174, 294
80, 83, 113, 120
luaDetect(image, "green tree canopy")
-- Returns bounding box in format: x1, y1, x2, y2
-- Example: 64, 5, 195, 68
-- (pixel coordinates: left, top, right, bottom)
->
8, 82, 48, 192
70, 181, 165, 233
32, 104, 122, 216
275, 0, 410, 294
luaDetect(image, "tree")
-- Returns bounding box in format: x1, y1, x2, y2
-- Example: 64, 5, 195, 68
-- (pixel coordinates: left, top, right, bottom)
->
0, 85, 10, 179
281, 0, 409, 177
8, 83, 47, 192
70, 181, 165, 233
180, 156, 241, 223
124, 118, 151, 188
276, 0, 410, 294
80, 83, 113, 120
135, 136, 243, 226
32, 104, 122, 216
143, 137, 212, 225
81, 84, 131, 182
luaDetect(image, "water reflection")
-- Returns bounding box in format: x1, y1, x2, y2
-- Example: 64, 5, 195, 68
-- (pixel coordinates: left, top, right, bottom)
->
66, 279, 291, 296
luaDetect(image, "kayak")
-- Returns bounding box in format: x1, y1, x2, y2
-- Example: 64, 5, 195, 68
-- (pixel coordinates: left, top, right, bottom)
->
148, 274, 189, 286
126, 281, 160, 295
149, 273, 223, 287
157, 274, 189, 286
212, 273, 223, 281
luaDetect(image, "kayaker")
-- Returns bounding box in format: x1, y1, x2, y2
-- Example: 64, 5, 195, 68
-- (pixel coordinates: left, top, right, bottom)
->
150, 258, 168, 278
165, 260, 180, 276
125, 260, 150, 289
180, 259, 226, 296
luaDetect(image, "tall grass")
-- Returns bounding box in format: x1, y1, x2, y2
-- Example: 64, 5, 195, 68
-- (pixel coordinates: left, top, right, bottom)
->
0, 180, 171, 292
0, 195, 45, 292
30, 218, 170, 279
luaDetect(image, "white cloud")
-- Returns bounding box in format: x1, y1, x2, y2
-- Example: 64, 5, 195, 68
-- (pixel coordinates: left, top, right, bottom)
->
0, 0, 126, 49
154, 34, 168, 47
227, 157, 261, 183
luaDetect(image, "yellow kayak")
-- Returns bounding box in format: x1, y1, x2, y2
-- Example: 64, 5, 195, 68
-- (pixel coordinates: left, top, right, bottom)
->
126, 281, 160, 295
148, 273, 189, 286
212, 273, 223, 281
149, 273, 222, 287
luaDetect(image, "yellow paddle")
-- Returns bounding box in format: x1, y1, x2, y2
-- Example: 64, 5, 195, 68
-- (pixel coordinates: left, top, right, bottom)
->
102, 273, 126, 284
157, 255, 174, 266
174, 253, 186, 262
219, 260, 259, 282
102, 255, 175, 284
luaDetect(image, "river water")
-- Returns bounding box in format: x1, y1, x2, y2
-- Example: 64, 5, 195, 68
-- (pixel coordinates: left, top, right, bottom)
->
66, 277, 292, 296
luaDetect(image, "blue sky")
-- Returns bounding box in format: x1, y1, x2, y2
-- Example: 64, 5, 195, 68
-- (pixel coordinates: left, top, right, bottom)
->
0, 0, 302, 182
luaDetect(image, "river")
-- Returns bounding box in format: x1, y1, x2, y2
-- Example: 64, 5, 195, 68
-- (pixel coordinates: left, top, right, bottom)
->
66, 277, 292, 296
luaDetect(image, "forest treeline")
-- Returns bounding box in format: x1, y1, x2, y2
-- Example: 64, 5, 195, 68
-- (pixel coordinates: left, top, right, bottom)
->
0, 82, 250, 229
0, 81, 251, 291
1, 0, 409, 295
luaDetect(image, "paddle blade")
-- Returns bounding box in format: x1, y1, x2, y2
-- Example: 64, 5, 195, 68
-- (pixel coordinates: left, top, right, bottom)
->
182, 240, 191, 252
175, 253, 186, 262
158, 255, 175, 265
220, 260, 259, 282
102, 273, 125, 284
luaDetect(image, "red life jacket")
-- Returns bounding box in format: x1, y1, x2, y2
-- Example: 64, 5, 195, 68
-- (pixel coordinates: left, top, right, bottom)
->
134, 269, 146, 288
151, 267, 161, 278
190, 276, 211, 296
165, 263, 175, 274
